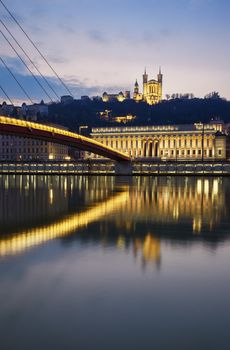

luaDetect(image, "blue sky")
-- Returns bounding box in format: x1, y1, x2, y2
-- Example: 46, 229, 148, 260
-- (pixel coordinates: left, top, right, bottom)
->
0, 0, 229, 103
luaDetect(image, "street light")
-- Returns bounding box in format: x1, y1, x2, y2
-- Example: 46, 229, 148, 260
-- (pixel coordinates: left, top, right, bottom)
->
78, 125, 88, 135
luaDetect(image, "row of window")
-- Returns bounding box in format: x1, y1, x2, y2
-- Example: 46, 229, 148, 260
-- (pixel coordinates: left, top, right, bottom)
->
1, 148, 48, 154
1, 140, 48, 146
102, 140, 213, 149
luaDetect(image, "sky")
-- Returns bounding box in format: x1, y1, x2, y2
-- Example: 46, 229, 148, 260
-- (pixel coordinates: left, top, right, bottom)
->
0, 0, 229, 104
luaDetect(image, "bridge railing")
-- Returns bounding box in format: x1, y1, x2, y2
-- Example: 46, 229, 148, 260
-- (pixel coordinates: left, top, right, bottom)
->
0, 116, 130, 161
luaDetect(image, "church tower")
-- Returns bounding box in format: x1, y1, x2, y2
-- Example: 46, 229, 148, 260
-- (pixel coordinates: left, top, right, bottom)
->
133, 79, 143, 102
157, 67, 163, 84
134, 80, 139, 95
157, 67, 163, 101
143, 68, 148, 99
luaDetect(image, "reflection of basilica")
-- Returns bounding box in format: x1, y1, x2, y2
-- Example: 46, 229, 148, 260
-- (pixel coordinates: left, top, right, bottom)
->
0, 175, 229, 258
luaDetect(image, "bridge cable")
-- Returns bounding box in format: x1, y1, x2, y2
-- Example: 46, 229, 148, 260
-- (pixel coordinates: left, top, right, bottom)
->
0, 28, 54, 102
0, 0, 74, 97
0, 18, 60, 101
0, 83, 14, 105
0, 56, 33, 104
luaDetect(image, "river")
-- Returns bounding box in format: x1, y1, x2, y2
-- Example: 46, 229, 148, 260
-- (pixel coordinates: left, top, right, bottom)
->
0, 175, 230, 349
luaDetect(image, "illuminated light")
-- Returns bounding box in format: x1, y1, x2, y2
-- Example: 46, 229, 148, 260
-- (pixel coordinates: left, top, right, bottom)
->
0, 190, 129, 257
213, 179, 219, 196
197, 179, 202, 194
193, 217, 202, 233
204, 180, 209, 195
49, 188, 53, 205
0, 116, 130, 161
117, 236, 125, 249
142, 234, 161, 263
49, 154, 54, 160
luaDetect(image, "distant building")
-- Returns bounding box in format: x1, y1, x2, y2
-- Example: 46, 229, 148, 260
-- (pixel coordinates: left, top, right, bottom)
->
21, 101, 48, 119
92, 96, 102, 102
0, 102, 16, 117
101, 67, 162, 105
0, 119, 69, 161
0, 101, 48, 120
133, 68, 163, 105
0, 134, 69, 161
112, 114, 136, 124
90, 121, 228, 160
81, 96, 91, 102
61, 95, 74, 104
102, 91, 126, 103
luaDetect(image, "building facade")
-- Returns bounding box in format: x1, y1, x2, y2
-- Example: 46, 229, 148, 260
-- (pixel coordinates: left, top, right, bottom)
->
102, 91, 130, 103
0, 135, 69, 161
90, 122, 228, 160
133, 68, 163, 105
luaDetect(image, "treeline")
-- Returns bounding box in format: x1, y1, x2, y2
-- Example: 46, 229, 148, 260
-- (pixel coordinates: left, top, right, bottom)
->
43, 97, 230, 132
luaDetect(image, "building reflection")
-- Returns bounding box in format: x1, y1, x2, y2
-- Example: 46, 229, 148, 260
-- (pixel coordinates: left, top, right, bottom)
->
0, 175, 229, 259
133, 234, 161, 269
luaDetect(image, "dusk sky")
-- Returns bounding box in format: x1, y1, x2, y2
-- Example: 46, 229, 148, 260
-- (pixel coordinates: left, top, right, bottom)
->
0, 0, 229, 103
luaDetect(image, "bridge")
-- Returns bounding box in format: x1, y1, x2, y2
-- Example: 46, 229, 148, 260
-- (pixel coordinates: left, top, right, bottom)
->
0, 116, 130, 162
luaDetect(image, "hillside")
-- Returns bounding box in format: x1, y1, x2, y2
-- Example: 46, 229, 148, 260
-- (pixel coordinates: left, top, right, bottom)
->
42, 97, 230, 132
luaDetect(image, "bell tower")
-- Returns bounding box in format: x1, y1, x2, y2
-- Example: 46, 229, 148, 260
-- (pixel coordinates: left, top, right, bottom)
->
134, 79, 139, 94
143, 68, 148, 99
157, 67, 163, 102
157, 67, 163, 84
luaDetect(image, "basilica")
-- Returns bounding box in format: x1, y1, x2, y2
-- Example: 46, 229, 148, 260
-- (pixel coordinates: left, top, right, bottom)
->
102, 68, 163, 105
133, 68, 163, 105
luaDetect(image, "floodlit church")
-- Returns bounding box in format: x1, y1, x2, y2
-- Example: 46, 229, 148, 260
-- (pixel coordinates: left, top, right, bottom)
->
133, 68, 163, 105
102, 67, 163, 105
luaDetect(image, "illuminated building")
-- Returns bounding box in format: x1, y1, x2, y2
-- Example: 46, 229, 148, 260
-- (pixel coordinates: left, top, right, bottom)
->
0, 134, 69, 161
133, 68, 163, 105
101, 68, 162, 105
91, 121, 227, 160
112, 114, 136, 124
102, 91, 130, 103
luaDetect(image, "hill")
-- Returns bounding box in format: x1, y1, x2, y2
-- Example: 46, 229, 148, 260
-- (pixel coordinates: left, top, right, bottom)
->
42, 97, 230, 132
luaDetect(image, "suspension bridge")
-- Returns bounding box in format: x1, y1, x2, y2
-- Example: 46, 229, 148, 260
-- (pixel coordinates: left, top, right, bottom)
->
0, 0, 132, 163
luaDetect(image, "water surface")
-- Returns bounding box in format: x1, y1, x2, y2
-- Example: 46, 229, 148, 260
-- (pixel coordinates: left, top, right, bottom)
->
0, 175, 230, 350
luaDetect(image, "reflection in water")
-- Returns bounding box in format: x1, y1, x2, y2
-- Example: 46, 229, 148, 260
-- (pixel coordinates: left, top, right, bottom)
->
0, 175, 229, 260
1, 175, 230, 350
0, 190, 129, 256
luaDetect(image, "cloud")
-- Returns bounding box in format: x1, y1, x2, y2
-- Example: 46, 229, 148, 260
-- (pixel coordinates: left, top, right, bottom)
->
87, 30, 108, 44
0, 57, 127, 104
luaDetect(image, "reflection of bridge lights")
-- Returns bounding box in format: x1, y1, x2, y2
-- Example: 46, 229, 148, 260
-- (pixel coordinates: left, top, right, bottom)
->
0, 191, 129, 257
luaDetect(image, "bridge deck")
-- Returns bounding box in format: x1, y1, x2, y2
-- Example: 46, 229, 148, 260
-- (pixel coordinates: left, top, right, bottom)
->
0, 116, 130, 162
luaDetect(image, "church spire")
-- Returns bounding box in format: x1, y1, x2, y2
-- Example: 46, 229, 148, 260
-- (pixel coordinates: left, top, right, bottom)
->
143, 68, 148, 84
158, 66, 163, 83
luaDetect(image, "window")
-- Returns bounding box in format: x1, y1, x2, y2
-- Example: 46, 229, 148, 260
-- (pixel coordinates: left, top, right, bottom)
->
218, 149, 222, 156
